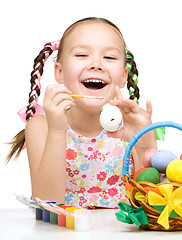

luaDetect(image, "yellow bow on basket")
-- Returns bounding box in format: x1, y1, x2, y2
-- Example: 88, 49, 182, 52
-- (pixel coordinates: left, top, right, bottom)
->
148, 183, 182, 229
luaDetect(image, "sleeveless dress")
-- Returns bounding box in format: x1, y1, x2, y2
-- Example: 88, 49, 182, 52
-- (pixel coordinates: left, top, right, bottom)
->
64, 126, 134, 209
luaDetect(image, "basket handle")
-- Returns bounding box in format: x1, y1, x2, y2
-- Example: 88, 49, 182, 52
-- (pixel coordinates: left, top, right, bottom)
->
122, 121, 182, 178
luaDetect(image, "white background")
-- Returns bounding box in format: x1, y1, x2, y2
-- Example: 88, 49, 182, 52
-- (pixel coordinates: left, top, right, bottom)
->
0, 0, 182, 208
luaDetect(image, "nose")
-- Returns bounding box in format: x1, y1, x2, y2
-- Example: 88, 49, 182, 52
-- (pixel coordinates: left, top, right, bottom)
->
90, 66, 103, 71
88, 56, 103, 71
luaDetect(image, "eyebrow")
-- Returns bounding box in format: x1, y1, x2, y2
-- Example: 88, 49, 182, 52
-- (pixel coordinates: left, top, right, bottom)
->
71, 45, 122, 54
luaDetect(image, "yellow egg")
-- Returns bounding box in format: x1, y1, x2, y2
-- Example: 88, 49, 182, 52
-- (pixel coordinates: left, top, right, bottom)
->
166, 159, 182, 183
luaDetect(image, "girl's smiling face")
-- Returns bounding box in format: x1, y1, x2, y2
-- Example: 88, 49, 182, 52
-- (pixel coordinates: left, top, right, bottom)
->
55, 21, 128, 107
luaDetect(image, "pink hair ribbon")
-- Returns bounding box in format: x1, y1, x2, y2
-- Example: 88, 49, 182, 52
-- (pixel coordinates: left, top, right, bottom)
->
49, 40, 60, 51
18, 40, 60, 123
18, 104, 44, 123
17, 40, 61, 151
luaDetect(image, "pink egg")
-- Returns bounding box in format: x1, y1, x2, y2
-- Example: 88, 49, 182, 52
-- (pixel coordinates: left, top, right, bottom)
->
142, 149, 158, 167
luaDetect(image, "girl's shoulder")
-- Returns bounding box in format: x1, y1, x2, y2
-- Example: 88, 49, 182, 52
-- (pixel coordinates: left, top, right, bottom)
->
25, 115, 48, 137
26, 114, 47, 126
25, 113, 47, 125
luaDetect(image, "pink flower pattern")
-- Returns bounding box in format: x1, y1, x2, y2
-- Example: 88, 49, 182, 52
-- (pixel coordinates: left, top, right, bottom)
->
64, 127, 134, 208
107, 175, 119, 186
97, 171, 107, 181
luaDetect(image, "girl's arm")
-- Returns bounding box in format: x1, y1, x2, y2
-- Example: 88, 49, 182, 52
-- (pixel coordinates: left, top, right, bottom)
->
25, 84, 75, 203
108, 86, 157, 171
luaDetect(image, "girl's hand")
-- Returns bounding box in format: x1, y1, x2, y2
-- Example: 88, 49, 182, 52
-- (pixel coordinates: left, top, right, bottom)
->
108, 86, 156, 150
43, 84, 75, 133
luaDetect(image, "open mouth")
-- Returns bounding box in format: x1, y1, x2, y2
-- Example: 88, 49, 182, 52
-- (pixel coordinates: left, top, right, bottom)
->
81, 79, 108, 90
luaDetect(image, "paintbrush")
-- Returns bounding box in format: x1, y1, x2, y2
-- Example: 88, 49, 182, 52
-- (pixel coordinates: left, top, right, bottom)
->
70, 94, 104, 99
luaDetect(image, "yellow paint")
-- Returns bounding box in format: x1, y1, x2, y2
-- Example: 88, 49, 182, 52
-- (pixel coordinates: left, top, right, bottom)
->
65, 207, 81, 229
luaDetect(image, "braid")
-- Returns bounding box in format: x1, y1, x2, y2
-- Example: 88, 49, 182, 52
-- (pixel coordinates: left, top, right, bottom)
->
26, 42, 59, 121
6, 41, 60, 162
126, 50, 140, 104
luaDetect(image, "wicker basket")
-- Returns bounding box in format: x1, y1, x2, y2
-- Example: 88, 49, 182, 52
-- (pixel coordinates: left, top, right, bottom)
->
121, 121, 182, 231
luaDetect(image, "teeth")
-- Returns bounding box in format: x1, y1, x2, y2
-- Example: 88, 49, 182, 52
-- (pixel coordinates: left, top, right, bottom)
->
83, 79, 106, 84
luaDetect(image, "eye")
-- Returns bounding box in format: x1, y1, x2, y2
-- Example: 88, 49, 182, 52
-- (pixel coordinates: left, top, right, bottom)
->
75, 54, 88, 57
104, 56, 117, 60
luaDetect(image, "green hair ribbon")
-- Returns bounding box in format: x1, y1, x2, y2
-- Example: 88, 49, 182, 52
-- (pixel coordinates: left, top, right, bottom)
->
126, 49, 132, 59
126, 49, 165, 140
129, 87, 135, 96
133, 97, 139, 104
154, 127, 165, 140
132, 74, 138, 85
126, 62, 132, 72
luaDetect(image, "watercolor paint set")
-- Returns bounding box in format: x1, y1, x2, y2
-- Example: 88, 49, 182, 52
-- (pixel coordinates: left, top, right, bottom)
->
15, 194, 91, 231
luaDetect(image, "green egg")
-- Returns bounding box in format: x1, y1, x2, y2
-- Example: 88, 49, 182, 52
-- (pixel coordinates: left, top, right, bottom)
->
135, 167, 160, 184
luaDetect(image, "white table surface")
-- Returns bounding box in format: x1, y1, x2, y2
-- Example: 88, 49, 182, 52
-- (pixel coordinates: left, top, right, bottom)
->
0, 208, 181, 240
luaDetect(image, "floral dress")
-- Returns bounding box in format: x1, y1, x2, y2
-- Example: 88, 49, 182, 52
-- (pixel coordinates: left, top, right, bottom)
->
64, 126, 134, 209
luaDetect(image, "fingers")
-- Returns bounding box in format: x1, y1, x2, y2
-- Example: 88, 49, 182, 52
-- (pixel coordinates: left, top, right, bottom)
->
115, 86, 124, 101
56, 99, 75, 113
52, 92, 74, 107
43, 84, 75, 111
110, 98, 138, 114
109, 86, 138, 114
110, 87, 153, 121
146, 100, 152, 117
44, 84, 72, 102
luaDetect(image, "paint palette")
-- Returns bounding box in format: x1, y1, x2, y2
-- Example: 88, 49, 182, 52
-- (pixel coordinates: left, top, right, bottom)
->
15, 194, 91, 231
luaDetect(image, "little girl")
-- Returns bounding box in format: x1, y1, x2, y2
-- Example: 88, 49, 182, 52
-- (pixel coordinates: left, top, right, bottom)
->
7, 17, 157, 208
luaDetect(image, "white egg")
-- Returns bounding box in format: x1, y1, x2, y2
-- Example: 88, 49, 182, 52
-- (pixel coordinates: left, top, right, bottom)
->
99, 103, 123, 132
